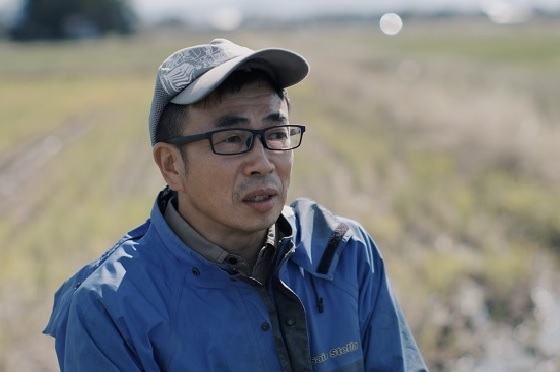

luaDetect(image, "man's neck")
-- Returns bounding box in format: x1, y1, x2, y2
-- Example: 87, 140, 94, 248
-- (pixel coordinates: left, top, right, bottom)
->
176, 207, 268, 268
219, 230, 267, 269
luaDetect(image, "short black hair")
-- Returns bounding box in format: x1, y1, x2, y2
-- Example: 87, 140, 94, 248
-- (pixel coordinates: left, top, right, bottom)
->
154, 68, 290, 145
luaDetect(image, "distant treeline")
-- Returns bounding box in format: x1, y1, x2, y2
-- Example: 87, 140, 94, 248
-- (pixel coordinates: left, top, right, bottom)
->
6, 0, 136, 41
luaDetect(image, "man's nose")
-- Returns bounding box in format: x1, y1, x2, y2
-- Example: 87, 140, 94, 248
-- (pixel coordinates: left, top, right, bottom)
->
245, 135, 275, 175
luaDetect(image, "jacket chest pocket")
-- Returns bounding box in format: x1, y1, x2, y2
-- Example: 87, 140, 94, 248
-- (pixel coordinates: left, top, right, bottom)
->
295, 276, 364, 370
167, 285, 283, 371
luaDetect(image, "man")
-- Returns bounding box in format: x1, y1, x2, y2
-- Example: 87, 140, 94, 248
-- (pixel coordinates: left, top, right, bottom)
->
44, 38, 427, 371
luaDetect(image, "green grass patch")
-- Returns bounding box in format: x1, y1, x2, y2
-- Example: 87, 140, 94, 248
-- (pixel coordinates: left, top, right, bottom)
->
1, 24, 560, 371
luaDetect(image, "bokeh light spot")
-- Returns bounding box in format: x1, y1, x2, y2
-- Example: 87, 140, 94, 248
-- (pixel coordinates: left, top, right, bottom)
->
380, 13, 403, 36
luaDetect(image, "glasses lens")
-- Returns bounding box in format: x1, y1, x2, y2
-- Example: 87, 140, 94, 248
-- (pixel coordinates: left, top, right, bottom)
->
210, 126, 303, 155
265, 126, 302, 150
211, 129, 253, 155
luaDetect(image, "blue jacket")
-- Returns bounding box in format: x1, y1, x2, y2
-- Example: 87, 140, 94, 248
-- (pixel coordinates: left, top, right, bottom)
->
44, 192, 427, 371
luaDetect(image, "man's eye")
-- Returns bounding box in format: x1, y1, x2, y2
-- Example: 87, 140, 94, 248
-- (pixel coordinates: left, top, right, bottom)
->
222, 135, 242, 143
214, 131, 246, 144
268, 131, 289, 140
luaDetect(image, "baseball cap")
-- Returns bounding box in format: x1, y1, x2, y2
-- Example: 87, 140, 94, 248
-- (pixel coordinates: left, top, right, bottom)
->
148, 38, 309, 146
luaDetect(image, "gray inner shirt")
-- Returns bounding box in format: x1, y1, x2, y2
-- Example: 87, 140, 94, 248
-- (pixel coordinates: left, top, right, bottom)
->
164, 197, 276, 284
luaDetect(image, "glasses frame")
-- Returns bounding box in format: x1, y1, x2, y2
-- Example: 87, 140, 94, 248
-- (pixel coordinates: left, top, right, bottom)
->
164, 124, 306, 156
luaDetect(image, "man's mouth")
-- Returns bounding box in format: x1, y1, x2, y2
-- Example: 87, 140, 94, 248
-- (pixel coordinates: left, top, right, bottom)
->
242, 189, 278, 212
242, 189, 278, 203
246, 195, 271, 202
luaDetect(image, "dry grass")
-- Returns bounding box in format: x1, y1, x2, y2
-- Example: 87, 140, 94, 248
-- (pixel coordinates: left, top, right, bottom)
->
1, 20, 559, 370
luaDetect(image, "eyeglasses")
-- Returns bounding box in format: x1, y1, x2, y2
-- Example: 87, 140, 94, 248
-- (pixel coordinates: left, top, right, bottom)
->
165, 125, 306, 156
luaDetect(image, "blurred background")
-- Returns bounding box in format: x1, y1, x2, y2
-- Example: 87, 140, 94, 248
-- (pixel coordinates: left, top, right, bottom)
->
1, 0, 559, 371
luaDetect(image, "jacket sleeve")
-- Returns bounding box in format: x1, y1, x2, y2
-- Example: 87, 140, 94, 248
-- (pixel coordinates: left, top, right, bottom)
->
356, 230, 428, 372
62, 286, 147, 372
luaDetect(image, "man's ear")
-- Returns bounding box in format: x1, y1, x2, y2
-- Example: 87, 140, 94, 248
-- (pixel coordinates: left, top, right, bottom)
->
153, 143, 186, 192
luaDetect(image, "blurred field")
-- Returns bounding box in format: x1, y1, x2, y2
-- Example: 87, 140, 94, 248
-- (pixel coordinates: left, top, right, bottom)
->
1, 19, 560, 371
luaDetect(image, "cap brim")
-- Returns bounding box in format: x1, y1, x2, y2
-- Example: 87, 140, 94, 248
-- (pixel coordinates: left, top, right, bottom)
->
170, 48, 309, 105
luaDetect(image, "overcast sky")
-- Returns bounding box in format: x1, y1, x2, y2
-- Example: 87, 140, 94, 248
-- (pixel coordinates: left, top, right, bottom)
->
132, 0, 478, 20
1, 0, 560, 22
129, 0, 560, 21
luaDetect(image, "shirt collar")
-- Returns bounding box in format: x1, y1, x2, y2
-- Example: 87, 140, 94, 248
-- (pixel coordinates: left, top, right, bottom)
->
164, 197, 231, 263
163, 196, 278, 279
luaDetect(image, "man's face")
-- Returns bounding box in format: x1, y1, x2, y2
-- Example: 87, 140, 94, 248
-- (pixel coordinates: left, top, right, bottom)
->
175, 81, 292, 244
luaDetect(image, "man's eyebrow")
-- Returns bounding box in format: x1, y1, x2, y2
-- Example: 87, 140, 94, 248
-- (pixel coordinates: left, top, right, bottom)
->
214, 113, 289, 128
214, 116, 249, 128
264, 113, 289, 124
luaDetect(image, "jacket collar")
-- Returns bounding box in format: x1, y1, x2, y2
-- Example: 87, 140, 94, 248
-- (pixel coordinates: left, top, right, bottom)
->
154, 189, 350, 281
283, 198, 351, 280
